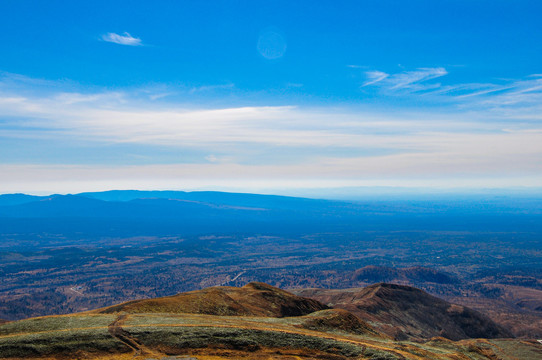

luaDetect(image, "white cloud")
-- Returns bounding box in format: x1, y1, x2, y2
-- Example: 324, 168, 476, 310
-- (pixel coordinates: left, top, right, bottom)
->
189, 83, 234, 93
205, 154, 218, 163
1, 72, 542, 192
347, 65, 369, 69
390, 67, 448, 89
286, 82, 303, 88
361, 67, 542, 113
101, 32, 142, 46
459, 77, 542, 111
361, 71, 389, 87
149, 92, 175, 101
362, 67, 447, 91
0, 93, 482, 150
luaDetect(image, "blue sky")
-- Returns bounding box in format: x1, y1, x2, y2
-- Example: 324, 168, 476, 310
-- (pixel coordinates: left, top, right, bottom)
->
1, 1, 541, 194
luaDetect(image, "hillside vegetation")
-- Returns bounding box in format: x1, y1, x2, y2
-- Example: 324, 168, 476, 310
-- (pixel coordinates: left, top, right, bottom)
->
293, 283, 512, 341
96, 282, 328, 317
1, 282, 541, 360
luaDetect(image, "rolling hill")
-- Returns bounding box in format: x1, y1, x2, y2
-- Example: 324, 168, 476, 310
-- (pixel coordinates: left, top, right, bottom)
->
350, 265, 458, 285
1, 282, 540, 360
96, 282, 329, 317
292, 283, 513, 341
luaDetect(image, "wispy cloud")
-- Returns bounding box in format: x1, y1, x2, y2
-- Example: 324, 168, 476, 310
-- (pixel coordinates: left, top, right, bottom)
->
362, 71, 389, 87
188, 83, 235, 94
1, 72, 542, 192
286, 82, 303, 88
362, 67, 447, 91
458, 76, 542, 112
101, 32, 142, 46
148, 92, 175, 101
347, 65, 369, 69
359, 67, 542, 113
389, 67, 447, 89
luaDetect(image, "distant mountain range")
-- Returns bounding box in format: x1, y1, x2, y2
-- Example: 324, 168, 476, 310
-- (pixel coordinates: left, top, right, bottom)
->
1, 190, 541, 244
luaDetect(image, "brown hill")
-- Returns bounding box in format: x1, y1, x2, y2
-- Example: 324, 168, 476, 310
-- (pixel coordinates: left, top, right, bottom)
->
351, 265, 458, 284
293, 283, 513, 341
298, 308, 379, 336
95, 282, 329, 317
3, 282, 540, 360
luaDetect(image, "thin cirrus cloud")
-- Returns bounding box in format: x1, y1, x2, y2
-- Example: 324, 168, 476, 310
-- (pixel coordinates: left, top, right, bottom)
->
362, 67, 448, 90
101, 32, 142, 46
1, 71, 542, 192
362, 71, 389, 87
360, 67, 542, 111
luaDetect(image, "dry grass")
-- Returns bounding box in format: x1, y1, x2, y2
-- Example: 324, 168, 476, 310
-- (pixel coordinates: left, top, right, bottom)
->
0, 312, 499, 360
1, 285, 541, 360
94, 282, 328, 318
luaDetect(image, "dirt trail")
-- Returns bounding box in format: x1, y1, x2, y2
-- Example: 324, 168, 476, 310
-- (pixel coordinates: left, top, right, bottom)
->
108, 314, 159, 357
0, 315, 471, 359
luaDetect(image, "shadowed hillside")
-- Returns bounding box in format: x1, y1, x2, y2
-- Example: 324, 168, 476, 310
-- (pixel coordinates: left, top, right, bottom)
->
351, 265, 458, 284
293, 283, 513, 341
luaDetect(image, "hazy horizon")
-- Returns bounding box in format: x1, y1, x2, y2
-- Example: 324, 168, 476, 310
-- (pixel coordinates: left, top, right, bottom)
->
3, 186, 542, 202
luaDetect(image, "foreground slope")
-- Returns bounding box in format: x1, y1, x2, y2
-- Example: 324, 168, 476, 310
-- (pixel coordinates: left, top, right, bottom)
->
0, 283, 540, 360
292, 283, 513, 341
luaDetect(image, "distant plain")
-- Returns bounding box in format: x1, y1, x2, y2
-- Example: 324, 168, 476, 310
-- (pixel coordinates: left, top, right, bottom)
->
1, 191, 541, 338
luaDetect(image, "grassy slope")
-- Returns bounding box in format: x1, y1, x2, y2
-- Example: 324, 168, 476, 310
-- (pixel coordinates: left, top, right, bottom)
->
292, 284, 513, 341
1, 312, 541, 360
94, 282, 329, 318
1, 283, 541, 359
